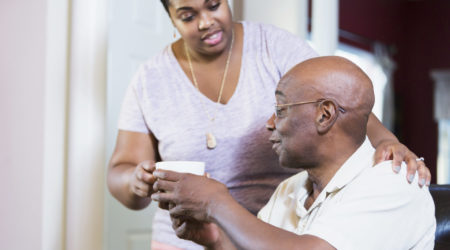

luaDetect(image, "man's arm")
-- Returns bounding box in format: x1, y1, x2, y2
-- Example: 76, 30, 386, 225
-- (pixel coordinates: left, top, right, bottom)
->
210, 192, 335, 250
152, 171, 335, 250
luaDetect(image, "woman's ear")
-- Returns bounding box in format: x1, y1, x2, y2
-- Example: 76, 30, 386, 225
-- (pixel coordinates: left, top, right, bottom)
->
315, 100, 339, 134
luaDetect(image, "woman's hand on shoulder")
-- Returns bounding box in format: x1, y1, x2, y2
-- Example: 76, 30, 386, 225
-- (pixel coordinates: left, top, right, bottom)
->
373, 140, 431, 187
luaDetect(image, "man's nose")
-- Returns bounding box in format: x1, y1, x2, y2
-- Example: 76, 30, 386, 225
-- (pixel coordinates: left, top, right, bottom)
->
198, 12, 213, 30
266, 113, 276, 131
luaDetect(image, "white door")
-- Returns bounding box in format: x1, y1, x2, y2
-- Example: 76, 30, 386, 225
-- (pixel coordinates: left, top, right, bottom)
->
104, 1, 172, 250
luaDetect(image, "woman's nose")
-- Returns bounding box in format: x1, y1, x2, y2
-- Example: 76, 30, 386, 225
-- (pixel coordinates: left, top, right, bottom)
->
198, 12, 213, 30
266, 113, 276, 131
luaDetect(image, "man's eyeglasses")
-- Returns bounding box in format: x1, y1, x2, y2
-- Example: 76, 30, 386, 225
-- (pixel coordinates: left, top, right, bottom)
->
275, 99, 346, 117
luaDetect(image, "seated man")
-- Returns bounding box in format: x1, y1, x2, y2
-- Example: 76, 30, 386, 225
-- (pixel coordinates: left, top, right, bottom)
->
151, 56, 436, 250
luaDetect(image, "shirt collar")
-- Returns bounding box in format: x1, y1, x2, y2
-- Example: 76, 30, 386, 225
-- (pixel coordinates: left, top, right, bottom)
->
289, 137, 375, 211
323, 137, 374, 194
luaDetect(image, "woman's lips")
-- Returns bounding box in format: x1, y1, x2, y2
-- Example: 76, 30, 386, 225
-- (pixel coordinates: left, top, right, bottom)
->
203, 31, 223, 46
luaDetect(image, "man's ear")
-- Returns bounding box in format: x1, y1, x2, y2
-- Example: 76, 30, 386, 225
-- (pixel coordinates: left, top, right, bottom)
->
315, 100, 339, 134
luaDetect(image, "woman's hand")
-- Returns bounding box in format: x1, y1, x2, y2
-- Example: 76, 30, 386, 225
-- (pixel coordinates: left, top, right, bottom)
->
373, 140, 431, 187
128, 160, 157, 197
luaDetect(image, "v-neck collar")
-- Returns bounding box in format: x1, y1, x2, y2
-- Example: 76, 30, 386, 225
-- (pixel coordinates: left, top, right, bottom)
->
167, 22, 248, 108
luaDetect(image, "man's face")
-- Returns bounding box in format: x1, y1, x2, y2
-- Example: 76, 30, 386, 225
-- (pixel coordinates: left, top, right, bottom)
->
269, 79, 318, 169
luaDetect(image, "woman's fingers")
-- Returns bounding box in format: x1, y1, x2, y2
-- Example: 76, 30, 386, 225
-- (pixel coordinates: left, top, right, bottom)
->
404, 155, 418, 183
416, 159, 431, 187
138, 160, 155, 172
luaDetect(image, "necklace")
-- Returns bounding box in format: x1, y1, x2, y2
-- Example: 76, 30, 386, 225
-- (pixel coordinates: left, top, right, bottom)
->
185, 29, 234, 149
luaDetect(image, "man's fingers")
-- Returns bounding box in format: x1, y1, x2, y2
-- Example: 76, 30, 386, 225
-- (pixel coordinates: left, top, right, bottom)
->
153, 169, 183, 181
153, 179, 176, 192
151, 191, 175, 203
171, 216, 184, 230
158, 201, 170, 210
174, 220, 189, 239
168, 203, 192, 219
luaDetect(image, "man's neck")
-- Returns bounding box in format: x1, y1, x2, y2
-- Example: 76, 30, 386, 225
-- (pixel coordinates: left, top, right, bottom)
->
305, 139, 363, 207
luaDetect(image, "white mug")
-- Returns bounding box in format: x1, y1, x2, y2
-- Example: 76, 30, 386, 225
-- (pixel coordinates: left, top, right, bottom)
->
155, 161, 205, 176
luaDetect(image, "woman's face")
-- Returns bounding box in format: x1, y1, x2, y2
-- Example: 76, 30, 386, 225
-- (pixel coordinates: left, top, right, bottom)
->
168, 0, 233, 56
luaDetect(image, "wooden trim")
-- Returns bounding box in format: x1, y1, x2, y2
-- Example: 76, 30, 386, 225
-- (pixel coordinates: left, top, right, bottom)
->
65, 0, 108, 249
42, 0, 70, 249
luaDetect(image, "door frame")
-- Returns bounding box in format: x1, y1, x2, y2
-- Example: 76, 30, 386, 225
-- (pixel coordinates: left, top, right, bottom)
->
42, 0, 108, 249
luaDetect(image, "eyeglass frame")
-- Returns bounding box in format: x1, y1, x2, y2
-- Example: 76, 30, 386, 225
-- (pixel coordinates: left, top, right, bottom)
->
274, 98, 346, 117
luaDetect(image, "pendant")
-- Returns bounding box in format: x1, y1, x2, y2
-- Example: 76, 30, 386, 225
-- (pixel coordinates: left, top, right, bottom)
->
206, 132, 217, 149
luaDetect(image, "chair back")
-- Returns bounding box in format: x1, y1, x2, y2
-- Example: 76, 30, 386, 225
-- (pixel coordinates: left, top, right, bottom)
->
429, 184, 450, 250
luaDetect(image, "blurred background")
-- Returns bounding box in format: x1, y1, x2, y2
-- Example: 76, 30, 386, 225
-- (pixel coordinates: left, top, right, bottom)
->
1, 0, 449, 249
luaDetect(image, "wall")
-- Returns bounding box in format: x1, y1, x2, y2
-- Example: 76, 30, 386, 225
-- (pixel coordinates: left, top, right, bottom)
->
340, 0, 450, 183
0, 0, 46, 249
395, 1, 450, 184
239, 0, 308, 38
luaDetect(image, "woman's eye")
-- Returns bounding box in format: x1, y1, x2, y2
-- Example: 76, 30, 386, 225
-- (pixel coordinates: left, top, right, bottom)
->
181, 14, 195, 22
208, 2, 220, 11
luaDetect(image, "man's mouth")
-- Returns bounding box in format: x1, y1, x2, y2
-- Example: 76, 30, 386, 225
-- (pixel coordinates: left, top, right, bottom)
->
271, 141, 281, 155
202, 30, 223, 46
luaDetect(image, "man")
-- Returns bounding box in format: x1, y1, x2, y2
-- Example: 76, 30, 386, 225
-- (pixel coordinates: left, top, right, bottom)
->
151, 56, 436, 250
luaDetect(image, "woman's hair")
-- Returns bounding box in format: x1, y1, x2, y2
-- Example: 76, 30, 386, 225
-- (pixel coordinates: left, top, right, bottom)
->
160, 0, 170, 14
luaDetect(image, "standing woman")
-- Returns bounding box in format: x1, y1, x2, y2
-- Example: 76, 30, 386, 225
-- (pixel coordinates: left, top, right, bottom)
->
107, 0, 430, 249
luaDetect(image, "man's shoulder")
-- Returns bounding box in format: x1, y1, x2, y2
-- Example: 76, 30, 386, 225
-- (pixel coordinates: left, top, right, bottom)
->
304, 161, 436, 250
345, 160, 433, 204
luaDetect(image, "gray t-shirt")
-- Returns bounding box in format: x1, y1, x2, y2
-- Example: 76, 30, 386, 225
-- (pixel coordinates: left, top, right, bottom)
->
118, 21, 317, 249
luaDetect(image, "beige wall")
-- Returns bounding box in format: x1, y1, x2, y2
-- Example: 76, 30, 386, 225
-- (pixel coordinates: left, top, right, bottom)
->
0, 0, 46, 249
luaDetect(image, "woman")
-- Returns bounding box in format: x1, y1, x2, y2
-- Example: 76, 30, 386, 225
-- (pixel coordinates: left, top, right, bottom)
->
107, 0, 430, 249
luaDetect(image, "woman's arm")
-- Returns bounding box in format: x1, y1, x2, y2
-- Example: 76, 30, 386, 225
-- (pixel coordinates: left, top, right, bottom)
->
366, 113, 431, 186
107, 130, 158, 210
367, 112, 398, 146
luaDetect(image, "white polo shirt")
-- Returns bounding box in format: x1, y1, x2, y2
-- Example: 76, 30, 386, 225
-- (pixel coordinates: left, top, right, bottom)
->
258, 138, 436, 250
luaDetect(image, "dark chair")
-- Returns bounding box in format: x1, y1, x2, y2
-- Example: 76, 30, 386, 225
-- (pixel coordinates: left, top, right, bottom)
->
429, 184, 450, 250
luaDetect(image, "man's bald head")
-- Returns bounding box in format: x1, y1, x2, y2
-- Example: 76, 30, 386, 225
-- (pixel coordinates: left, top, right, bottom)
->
278, 56, 375, 144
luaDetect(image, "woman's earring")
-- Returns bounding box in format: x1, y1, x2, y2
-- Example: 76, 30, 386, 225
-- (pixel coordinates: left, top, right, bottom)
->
173, 29, 177, 39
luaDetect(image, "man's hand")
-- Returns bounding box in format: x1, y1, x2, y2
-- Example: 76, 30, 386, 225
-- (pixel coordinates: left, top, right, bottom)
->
373, 140, 431, 187
171, 216, 221, 246
151, 170, 229, 222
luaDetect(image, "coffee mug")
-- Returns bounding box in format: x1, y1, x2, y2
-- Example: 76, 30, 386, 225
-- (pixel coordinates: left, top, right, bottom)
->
155, 161, 205, 176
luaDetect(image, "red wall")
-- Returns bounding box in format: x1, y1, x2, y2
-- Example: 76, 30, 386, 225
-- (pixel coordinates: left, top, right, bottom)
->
340, 0, 450, 183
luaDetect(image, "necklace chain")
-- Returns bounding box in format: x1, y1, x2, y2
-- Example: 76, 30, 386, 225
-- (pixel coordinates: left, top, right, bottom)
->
184, 29, 234, 122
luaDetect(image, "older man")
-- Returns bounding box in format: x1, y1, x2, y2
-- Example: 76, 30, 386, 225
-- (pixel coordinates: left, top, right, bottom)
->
152, 56, 436, 250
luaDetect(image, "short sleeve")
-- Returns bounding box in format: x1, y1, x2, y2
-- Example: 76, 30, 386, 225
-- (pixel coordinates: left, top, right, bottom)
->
264, 24, 318, 75
117, 66, 150, 134
303, 164, 436, 250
